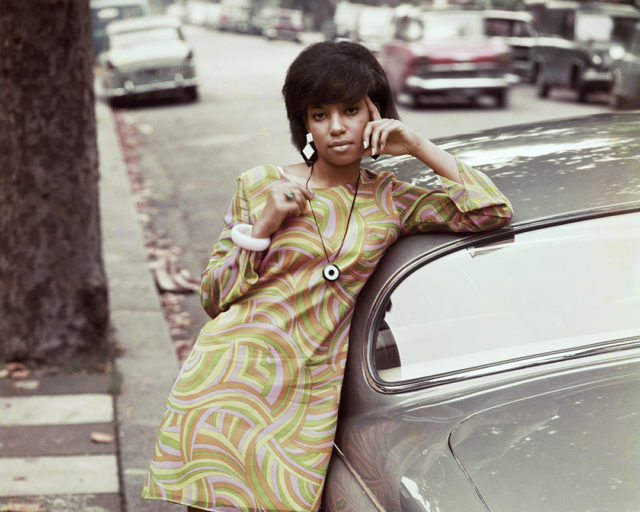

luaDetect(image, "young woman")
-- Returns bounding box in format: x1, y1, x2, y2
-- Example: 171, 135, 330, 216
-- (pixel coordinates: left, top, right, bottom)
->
142, 41, 513, 512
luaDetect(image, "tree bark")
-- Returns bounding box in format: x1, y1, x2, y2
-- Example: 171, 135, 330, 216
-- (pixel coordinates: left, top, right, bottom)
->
0, 0, 109, 363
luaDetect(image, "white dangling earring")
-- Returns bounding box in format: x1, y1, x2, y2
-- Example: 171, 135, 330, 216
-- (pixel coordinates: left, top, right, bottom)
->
301, 132, 318, 166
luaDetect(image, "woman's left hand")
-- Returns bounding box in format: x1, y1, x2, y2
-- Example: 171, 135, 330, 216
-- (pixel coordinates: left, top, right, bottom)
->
362, 96, 425, 158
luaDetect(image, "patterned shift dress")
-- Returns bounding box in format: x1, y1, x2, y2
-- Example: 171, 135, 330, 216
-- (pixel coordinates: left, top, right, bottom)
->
142, 162, 513, 511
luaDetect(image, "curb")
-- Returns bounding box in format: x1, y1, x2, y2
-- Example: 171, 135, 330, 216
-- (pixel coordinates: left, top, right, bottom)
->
96, 98, 180, 512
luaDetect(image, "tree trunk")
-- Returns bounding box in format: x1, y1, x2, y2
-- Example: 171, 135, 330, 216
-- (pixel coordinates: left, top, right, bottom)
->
0, 0, 109, 364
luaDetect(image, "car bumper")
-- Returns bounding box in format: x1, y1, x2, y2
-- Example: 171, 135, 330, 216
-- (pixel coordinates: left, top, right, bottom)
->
581, 69, 613, 87
405, 75, 510, 94
105, 77, 198, 98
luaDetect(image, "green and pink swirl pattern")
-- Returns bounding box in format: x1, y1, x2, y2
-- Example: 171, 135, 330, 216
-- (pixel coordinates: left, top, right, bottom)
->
142, 163, 512, 511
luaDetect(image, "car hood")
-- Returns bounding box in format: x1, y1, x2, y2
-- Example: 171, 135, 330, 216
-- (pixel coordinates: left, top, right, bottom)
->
408, 37, 507, 60
448, 376, 640, 511
106, 40, 190, 67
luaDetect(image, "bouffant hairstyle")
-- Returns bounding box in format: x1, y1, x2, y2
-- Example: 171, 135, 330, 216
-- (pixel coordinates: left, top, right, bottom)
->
282, 41, 399, 152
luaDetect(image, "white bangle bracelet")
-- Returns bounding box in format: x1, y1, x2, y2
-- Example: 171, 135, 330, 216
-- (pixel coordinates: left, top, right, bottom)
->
230, 223, 270, 251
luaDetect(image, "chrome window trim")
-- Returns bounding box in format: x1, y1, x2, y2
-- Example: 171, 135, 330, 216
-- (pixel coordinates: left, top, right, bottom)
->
363, 205, 640, 395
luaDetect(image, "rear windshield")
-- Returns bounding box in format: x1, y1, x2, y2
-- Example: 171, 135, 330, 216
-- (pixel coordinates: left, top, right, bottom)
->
109, 27, 181, 48
374, 212, 640, 383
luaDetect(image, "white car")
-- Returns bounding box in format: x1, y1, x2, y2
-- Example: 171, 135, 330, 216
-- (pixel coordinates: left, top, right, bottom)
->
100, 15, 198, 106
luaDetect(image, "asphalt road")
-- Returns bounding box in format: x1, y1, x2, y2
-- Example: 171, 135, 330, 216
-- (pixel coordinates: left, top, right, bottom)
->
115, 26, 612, 343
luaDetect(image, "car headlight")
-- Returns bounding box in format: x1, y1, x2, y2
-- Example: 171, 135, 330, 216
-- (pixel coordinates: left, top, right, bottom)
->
609, 45, 626, 61
591, 54, 603, 66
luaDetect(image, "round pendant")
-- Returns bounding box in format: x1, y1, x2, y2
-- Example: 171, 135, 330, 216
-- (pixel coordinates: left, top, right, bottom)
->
323, 264, 340, 282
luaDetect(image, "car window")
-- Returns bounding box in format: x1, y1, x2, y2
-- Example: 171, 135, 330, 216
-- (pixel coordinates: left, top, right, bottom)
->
575, 13, 638, 43
110, 27, 181, 48
485, 18, 512, 37
425, 12, 484, 39
373, 212, 640, 383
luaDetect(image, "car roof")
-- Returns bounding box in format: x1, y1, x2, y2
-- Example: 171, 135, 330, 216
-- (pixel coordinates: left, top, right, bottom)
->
106, 14, 182, 35
370, 111, 640, 230
356, 112, 640, 360
543, 0, 640, 16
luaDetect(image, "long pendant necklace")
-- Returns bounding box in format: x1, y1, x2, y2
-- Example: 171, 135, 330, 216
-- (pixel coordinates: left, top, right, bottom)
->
305, 165, 360, 282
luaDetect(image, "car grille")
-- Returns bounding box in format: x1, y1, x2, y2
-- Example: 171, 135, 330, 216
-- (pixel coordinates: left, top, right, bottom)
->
415, 63, 506, 79
131, 66, 180, 84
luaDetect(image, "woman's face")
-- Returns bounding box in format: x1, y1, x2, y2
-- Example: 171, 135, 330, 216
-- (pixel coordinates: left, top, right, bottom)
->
306, 97, 370, 167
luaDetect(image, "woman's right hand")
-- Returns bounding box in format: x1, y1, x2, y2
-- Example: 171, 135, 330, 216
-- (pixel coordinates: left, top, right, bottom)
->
252, 182, 314, 238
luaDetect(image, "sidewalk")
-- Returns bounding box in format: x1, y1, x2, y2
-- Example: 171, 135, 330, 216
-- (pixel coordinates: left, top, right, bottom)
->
0, 97, 180, 511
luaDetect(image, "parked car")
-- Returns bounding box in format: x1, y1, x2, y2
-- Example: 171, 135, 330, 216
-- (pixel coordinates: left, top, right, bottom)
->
532, 1, 640, 102
484, 9, 538, 81
99, 15, 199, 106
263, 8, 304, 42
217, 0, 251, 33
610, 21, 640, 109
323, 111, 640, 512
381, 9, 513, 108
90, 0, 150, 56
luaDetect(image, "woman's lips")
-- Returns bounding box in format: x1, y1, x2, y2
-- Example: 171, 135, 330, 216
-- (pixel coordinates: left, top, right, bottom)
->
329, 141, 353, 153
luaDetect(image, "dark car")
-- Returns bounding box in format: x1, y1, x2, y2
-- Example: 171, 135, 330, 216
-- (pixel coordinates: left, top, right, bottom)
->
381, 8, 513, 108
610, 21, 640, 108
322, 112, 640, 511
484, 9, 538, 81
532, 1, 640, 102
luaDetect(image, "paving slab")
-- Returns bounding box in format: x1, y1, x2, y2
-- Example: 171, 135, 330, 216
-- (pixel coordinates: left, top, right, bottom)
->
0, 493, 121, 512
0, 423, 116, 457
0, 395, 113, 426
0, 455, 119, 496
0, 374, 111, 397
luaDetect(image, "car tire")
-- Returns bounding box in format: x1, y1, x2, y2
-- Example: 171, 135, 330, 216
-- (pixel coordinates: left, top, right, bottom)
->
494, 89, 509, 109
577, 83, 589, 103
184, 86, 199, 102
536, 68, 550, 98
609, 71, 634, 110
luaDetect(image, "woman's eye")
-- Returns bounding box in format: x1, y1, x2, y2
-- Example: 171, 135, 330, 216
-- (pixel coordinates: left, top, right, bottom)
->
312, 112, 325, 120
346, 107, 359, 115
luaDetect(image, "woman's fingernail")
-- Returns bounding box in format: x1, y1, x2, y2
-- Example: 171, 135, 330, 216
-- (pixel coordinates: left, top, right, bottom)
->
363, 139, 368, 149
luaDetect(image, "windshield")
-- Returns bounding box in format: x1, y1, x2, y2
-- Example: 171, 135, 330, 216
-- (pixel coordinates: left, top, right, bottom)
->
422, 12, 484, 40
110, 27, 181, 48
396, 11, 484, 41
576, 13, 639, 43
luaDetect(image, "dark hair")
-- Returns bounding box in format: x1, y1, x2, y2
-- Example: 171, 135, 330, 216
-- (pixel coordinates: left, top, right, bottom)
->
282, 41, 399, 152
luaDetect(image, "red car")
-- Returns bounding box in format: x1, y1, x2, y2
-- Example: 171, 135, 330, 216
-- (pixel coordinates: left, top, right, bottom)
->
381, 9, 513, 108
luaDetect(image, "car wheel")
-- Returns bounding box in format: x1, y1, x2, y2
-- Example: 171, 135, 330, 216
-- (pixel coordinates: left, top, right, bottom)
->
494, 89, 509, 108
577, 82, 589, 103
536, 68, 550, 98
184, 86, 199, 102
609, 71, 634, 110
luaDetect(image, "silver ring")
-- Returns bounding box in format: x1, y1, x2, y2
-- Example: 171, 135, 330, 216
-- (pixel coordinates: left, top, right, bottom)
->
285, 191, 295, 200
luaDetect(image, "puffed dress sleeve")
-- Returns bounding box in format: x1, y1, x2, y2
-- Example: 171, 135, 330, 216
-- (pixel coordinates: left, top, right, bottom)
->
200, 173, 266, 319
392, 159, 514, 234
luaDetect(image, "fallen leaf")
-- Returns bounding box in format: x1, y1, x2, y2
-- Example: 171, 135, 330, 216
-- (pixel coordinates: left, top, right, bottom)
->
90, 432, 115, 444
